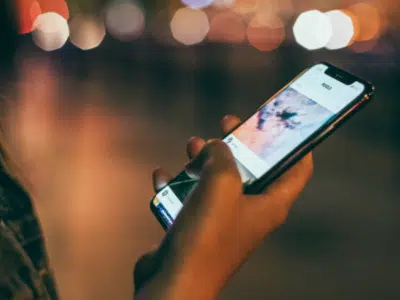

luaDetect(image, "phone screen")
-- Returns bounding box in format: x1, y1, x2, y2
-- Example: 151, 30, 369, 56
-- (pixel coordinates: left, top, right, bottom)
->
152, 63, 367, 227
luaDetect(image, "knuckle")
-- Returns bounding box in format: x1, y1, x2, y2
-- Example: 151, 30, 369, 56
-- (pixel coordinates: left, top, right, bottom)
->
206, 139, 228, 152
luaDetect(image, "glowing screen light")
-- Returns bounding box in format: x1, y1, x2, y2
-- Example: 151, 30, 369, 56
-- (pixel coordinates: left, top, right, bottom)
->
69, 15, 106, 51
105, 1, 145, 42
182, 0, 214, 9
325, 10, 354, 50
170, 8, 210, 46
293, 10, 332, 50
32, 12, 70, 51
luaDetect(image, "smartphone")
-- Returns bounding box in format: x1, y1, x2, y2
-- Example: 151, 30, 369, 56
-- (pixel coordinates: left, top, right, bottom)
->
150, 62, 375, 230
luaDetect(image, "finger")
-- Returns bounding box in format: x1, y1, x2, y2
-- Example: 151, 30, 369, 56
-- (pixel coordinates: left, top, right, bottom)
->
221, 115, 241, 135
263, 153, 314, 209
152, 168, 173, 192
186, 136, 206, 160
186, 139, 241, 185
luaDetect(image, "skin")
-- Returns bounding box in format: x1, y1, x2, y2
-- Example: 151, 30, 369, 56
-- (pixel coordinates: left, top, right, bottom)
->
134, 115, 314, 300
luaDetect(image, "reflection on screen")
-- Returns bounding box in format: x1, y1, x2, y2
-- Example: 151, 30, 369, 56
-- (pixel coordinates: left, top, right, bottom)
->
153, 64, 366, 226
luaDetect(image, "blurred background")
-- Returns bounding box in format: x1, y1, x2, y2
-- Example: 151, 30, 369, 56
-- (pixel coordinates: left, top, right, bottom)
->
0, 0, 399, 299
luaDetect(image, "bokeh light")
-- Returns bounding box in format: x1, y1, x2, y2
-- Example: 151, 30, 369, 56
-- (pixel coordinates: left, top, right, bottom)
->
293, 10, 332, 50
16, 0, 42, 34
39, 0, 70, 21
247, 14, 285, 51
348, 3, 381, 42
325, 10, 354, 50
182, 0, 214, 9
32, 12, 70, 51
256, 0, 294, 20
69, 15, 106, 51
170, 8, 209, 46
232, 0, 258, 15
105, 1, 145, 42
212, 0, 236, 9
208, 11, 246, 43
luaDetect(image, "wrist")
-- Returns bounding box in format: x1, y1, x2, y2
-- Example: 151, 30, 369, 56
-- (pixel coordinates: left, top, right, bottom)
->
152, 263, 220, 300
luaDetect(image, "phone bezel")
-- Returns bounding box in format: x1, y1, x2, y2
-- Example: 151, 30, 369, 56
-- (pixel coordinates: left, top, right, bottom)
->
150, 61, 375, 230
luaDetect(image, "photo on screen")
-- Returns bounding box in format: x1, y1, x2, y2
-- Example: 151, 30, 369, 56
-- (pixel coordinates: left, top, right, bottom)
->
233, 87, 334, 165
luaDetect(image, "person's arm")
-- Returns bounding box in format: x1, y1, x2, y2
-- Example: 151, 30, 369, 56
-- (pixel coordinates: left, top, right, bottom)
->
134, 115, 313, 299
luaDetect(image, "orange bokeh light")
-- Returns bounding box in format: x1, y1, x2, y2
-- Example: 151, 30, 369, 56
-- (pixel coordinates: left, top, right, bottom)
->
247, 14, 285, 51
16, 0, 42, 34
348, 3, 381, 42
208, 11, 247, 43
39, 0, 69, 20
232, 0, 258, 15
16, 0, 69, 34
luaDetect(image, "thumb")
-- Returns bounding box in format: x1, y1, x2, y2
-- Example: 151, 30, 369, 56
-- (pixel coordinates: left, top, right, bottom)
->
185, 139, 238, 179
185, 139, 242, 196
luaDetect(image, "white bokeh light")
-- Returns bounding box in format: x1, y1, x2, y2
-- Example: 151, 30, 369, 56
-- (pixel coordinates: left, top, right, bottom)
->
32, 12, 70, 52
105, 2, 145, 42
69, 15, 106, 50
325, 10, 354, 50
182, 0, 214, 9
170, 8, 209, 46
293, 10, 332, 50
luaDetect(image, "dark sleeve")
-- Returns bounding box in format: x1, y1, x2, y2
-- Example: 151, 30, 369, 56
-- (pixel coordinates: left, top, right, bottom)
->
0, 221, 53, 300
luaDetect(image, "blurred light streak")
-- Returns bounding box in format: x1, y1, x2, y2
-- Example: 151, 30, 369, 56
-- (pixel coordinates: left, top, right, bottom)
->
293, 10, 332, 50
247, 14, 285, 51
348, 3, 381, 42
16, 0, 42, 34
32, 12, 70, 51
105, 1, 145, 42
182, 0, 214, 9
170, 8, 210, 46
325, 10, 354, 50
208, 11, 246, 43
69, 15, 106, 50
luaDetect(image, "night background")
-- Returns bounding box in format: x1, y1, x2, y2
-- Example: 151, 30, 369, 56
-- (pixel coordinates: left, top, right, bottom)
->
0, 0, 399, 299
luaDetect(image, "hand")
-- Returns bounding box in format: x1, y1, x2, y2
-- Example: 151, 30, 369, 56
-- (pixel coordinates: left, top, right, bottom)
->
134, 115, 313, 300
